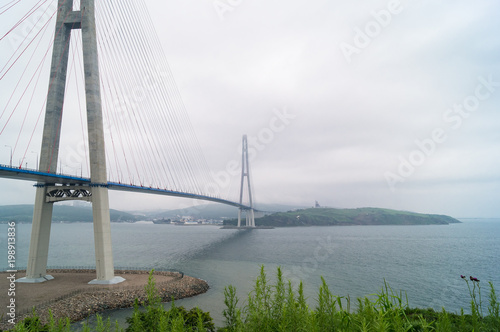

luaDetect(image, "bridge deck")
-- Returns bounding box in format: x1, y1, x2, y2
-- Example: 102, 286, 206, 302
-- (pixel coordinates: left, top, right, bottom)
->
0, 164, 251, 209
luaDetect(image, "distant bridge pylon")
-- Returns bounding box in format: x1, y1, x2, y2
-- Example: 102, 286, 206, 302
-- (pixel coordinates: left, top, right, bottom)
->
237, 135, 255, 227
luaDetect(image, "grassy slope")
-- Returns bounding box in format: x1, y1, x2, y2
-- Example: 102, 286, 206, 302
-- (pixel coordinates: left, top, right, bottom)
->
226, 207, 460, 226
0, 204, 138, 222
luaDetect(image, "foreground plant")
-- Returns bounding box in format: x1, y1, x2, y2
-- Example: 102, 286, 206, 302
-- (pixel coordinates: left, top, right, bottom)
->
125, 269, 215, 332
6, 308, 119, 332
461, 274, 483, 317
220, 267, 500, 332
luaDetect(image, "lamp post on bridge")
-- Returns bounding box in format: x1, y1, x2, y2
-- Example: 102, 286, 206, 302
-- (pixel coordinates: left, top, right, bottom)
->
4, 145, 12, 167
31, 151, 39, 171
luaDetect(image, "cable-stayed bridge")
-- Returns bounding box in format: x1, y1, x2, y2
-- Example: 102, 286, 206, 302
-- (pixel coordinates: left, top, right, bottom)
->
0, 0, 258, 284
0, 163, 252, 209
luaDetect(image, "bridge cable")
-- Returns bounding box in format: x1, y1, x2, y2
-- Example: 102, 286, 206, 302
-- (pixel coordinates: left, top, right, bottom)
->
96, 2, 149, 187
0, 0, 48, 41
13, 22, 53, 164
136, 0, 216, 196
112, 0, 186, 190
0, 1, 52, 78
0, 0, 21, 16
97, 0, 186, 191
114, 0, 198, 192
128, 0, 214, 195
72, 28, 90, 176
0, 10, 54, 138
97, 14, 141, 186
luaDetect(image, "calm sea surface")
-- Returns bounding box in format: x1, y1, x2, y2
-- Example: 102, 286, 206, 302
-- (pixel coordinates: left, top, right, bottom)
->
1, 219, 499, 327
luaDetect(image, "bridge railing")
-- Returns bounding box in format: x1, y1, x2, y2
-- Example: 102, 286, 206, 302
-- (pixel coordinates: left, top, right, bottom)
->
0, 164, 255, 209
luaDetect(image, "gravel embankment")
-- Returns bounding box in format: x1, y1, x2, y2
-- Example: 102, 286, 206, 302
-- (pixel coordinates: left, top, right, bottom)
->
0, 269, 209, 330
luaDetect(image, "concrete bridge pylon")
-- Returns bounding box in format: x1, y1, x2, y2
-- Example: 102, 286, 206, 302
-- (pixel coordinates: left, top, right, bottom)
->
237, 135, 255, 228
18, 0, 124, 285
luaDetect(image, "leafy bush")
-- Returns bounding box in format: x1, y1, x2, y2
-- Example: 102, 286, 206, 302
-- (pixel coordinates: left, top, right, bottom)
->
220, 266, 500, 332
125, 270, 215, 332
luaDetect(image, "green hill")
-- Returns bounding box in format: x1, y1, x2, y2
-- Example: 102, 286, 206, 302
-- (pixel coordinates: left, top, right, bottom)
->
224, 207, 460, 227
0, 204, 138, 223
146, 203, 304, 220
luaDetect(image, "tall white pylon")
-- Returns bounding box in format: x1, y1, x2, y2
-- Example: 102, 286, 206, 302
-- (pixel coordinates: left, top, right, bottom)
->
18, 0, 124, 284
237, 135, 255, 227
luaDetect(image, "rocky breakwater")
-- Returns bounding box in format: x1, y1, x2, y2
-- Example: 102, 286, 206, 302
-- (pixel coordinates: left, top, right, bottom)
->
0, 269, 209, 329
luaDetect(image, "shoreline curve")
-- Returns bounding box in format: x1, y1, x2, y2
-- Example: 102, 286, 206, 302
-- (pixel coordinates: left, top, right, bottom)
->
0, 269, 209, 329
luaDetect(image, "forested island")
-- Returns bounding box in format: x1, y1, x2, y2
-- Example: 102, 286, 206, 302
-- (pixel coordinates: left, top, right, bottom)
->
224, 207, 460, 227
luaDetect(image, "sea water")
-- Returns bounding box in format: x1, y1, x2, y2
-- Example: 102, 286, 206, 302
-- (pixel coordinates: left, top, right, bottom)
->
1, 219, 499, 327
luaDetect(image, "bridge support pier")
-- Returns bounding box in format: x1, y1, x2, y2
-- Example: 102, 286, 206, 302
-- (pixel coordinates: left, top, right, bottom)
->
237, 208, 255, 227
82, 0, 123, 285
17, 186, 55, 283
247, 209, 255, 227
88, 186, 124, 284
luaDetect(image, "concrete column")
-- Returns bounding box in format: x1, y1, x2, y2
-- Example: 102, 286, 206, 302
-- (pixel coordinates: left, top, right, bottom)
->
19, 0, 73, 283
18, 186, 55, 283
81, 0, 123, 284
21, 0, 123, 284
238, 136, 246, 224
90, 186, 118, 282
249, 209, 255, 227
238, 135, 255, 228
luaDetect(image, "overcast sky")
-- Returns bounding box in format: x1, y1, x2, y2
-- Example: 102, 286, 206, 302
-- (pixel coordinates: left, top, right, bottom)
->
1, 0, 499, 218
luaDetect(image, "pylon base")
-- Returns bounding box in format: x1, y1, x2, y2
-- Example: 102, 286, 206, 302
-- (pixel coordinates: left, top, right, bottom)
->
16, 275, 54, 283
88, 276, 125, 285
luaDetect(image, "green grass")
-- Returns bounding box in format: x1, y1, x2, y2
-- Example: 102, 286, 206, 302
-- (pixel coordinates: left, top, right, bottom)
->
5, 267, 499, 331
